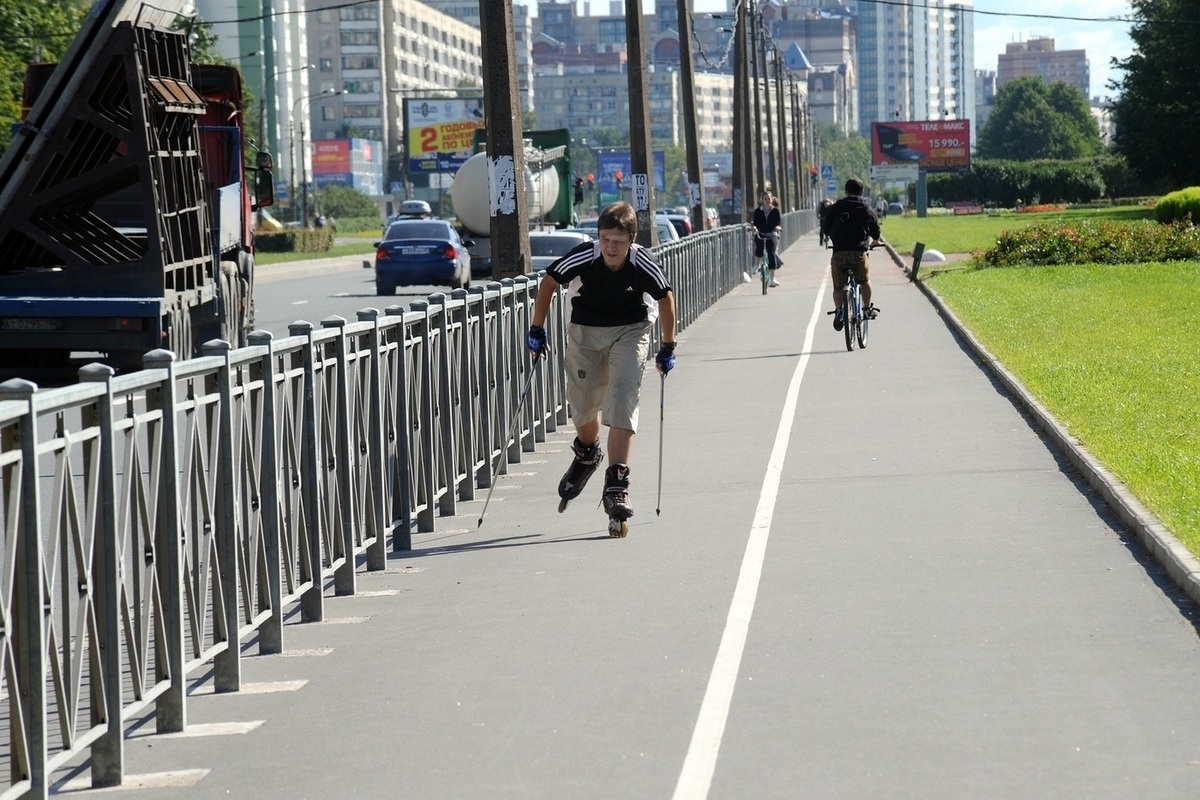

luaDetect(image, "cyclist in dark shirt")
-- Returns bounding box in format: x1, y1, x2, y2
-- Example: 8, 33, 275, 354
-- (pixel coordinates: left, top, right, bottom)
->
751, 191, 783, 287
526, 201, 676, 525
824, 178, 882, 331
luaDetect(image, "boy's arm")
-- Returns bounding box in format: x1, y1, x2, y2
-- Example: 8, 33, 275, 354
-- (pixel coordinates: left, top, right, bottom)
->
531, 274, 561, 328
658, 291, 676, 344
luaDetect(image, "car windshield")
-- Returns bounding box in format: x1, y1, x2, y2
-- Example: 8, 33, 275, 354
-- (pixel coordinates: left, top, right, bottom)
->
385, 221, 449, 241
530, 236, 586, 257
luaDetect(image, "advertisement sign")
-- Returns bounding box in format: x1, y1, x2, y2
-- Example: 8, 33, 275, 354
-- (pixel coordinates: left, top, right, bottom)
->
405, 97, 486, 174
312, 140, 350, 175
596, 151, 666, 206
870, 120, 970, 172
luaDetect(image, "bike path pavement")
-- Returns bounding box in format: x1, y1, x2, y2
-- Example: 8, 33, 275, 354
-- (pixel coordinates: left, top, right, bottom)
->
51, 233, 1200, 798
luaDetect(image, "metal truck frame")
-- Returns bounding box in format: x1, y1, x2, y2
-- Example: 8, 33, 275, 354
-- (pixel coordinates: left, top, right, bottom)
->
0, 2, 272, 375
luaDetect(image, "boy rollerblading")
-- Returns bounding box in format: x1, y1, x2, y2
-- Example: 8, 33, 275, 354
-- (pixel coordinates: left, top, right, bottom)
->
558, 436, 604, 512
526, 201, 677, 541
602, 464, 633, 538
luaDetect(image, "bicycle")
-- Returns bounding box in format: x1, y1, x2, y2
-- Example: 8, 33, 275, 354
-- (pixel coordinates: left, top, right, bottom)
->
752, 230, 779, 295
827, 242, 882, 352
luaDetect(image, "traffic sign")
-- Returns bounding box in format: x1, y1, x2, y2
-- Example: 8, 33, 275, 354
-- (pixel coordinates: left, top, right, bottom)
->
820, 165, 834, 180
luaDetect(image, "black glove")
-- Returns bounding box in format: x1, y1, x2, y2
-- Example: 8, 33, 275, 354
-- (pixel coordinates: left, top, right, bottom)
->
655, 341, 676, 375
526, 324, 548, 359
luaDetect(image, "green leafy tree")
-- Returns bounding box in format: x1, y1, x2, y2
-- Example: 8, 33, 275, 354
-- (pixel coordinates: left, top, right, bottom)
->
0, 0, 89, 151
818, 122, 871, 192
978, 76, 1103, 161
316, 184, 378, 219
1111, 0, 1200, 189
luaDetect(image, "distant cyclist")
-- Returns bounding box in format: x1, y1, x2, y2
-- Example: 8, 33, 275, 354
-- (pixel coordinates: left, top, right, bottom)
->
824, 178, 882, 331
751, 191, 782, 287
817, 197, 833, 246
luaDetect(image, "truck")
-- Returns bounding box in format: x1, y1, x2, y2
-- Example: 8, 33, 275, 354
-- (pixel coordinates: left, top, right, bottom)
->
0, 1, 273, 375
447, 129, 572, 277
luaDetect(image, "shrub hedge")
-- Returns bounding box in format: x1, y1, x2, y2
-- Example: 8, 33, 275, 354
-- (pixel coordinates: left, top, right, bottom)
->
255, 228, 336, 253
1154, 187, 1200, 225
978, 218, 1200, 267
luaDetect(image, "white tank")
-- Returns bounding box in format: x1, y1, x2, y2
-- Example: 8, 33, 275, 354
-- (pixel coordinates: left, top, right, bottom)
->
450, 151, 561, 235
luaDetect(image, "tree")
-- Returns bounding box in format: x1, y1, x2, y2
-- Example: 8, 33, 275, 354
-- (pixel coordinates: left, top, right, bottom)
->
316, 184, 377, 219
977, 76, 1103, 161
1111, 0, 1200, 189
818, 122, 871, 193
0, 0, 89, 151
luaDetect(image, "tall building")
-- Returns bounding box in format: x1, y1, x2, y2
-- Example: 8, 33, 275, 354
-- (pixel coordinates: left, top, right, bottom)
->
421, 1, 535, 113
853, 0, 975, 139
997, 37, 1089, 98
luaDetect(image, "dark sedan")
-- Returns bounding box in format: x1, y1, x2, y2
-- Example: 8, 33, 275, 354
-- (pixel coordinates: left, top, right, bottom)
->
374, 219, 473, 295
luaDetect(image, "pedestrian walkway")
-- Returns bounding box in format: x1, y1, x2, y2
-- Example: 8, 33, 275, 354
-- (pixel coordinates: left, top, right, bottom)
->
51, 232, 1200, 799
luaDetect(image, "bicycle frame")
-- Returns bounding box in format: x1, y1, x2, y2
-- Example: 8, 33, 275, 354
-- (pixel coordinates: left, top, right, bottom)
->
753, 231, 777, 295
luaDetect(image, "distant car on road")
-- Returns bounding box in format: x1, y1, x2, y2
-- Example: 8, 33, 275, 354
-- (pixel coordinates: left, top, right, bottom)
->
529, 230, 595, 271
374, 219, 473, 295
661, 213, 693, 238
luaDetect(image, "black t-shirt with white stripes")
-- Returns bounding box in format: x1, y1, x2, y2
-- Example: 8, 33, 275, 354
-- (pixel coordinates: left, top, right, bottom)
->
546, 240, 672, 327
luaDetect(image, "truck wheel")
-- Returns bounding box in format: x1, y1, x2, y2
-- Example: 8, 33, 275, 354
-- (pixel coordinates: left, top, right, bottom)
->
165, 309, 195, 360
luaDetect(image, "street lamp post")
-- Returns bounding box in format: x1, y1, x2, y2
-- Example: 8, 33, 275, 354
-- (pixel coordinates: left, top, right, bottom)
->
291, 88, 344, 225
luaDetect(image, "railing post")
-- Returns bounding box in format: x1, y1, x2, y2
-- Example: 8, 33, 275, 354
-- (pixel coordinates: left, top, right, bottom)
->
246, 331, 284, 654
499, 279, 520, 466
289, 321, 324, 622
200, 340, 242, 693
409, 301, 437, 532
475, 284, 501, 489
428, 294, 457, 517
357, 309, 388, 571
384, 305, 413, 551
321, 316, 357, 596
0, 378, 47, 796
78, 363, 123, 786
449, 289, 477, 501
141, 350, 187, 729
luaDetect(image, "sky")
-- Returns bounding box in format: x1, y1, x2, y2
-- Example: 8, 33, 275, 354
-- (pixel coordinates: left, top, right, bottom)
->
513, 1, 1137, 101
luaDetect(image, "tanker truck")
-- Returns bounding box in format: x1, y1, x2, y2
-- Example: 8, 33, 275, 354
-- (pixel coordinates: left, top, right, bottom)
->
448, 130, 572, 278
0, 1, 272, 376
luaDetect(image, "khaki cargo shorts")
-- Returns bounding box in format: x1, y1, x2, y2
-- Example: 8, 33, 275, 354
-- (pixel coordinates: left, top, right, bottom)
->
565, 321, 651, 432
831, 250, 870, 289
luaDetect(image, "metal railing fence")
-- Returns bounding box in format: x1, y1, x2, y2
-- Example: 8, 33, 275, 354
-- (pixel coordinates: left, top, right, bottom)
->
0, 214, 812, 797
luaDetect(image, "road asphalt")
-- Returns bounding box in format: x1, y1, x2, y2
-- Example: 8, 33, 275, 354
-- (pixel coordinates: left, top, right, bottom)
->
50, 232, 1200, 799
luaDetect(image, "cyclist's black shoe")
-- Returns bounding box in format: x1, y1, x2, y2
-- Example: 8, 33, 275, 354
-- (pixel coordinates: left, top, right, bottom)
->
832, 309, 844, 331
865, 305, 879, 320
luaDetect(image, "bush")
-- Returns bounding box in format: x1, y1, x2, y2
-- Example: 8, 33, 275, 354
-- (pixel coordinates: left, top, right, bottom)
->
316, 184, 379, 219
255, 227, 336, 253
925, 158, 1107, 207
1155, 187, 1200, 225
978, 219, 1200, 267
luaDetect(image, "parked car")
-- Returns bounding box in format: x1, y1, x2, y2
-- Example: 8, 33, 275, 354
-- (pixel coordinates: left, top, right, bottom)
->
888, 202, 905, 217
528, 230, 595, 271
572, 214, 681, 244
661, 213, 693, 238
374, 219, 472, 294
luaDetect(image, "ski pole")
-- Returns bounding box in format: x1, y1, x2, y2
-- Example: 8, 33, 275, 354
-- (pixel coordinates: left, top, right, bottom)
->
656, 373, 665, 516
477, 357, 541, 528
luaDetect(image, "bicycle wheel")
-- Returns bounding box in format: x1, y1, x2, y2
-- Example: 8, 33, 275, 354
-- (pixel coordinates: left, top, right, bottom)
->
843, 285, 854, 351
857, 305, 869, 349
760, 256, 770, 295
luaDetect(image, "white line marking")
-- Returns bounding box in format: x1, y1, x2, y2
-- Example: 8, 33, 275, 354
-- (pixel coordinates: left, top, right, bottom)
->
672, 272, 828, 800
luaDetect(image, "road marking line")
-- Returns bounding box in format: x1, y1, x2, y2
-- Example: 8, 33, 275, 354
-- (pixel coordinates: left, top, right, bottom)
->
672, 272, 828, 800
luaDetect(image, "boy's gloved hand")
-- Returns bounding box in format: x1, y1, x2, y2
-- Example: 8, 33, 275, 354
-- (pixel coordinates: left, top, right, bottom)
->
526, 324, 548, 359
655, 341, 676, 375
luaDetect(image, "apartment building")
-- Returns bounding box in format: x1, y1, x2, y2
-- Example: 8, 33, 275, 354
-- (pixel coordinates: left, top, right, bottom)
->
998, 37, 1089, 98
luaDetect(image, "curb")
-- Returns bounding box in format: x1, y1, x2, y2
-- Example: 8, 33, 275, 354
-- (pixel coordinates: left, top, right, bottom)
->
256, 253, 372, 284
886, 245, 1200, 608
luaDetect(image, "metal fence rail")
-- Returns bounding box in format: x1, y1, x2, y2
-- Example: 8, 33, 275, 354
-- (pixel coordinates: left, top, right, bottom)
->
0, 215, 813, 797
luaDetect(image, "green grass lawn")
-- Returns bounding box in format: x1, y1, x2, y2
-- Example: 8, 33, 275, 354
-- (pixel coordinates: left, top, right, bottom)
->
926, 261, 1200, 558
883, 205, 1156, 256
256, 241, 376, 265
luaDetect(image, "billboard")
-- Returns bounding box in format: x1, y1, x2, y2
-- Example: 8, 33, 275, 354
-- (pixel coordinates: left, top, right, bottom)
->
312, 138, 383, 195
596, 151, 666, 207
404, 97, 485, 174
870, 120, 970, 172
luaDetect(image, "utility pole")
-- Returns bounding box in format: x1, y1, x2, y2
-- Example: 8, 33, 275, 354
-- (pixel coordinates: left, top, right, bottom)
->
380, 0, 399, 190
749, 9, 765, 199
625, 0, 656, 247
775, 54, 789, 210
761, 27, 778, 199
737, 3, 754, 223
480, 1, 531, 279
676, 0, 705, 235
